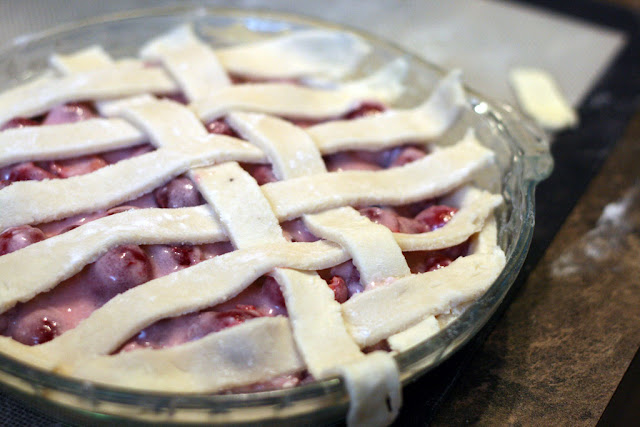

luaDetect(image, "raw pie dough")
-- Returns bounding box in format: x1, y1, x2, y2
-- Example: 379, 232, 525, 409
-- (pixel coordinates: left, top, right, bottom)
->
0, 25, 506, 426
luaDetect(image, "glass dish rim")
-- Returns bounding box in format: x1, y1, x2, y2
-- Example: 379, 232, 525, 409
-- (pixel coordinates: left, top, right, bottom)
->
0, 4, 553, 422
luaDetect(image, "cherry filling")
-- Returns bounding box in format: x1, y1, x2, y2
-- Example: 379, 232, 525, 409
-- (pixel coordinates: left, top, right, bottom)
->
0, 101, 155, 187
119, 304, 263, 352
154, 176, 205, 208
344, 101, 386, 119
324, 144, 428, 172
287, 100, 387, 128
404, 241, 470, 274
0, 144, 155, 186
0, 225, 45, 256
240, 163, 278, 185
0, 89, 469, 393
118, 275, 286, 352
319, 262, 363, 301
205, 118, 240, 137
88, 245, 153, 300
239, 144, 429, 185
0, 241, 234, 344
0, 117, 40, 131
42, 102, 97, 125
359, 203, 458, 234
0, 173, 205, 243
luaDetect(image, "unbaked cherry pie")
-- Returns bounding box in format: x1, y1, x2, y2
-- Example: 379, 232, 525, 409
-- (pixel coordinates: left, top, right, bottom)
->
0, 25, 505, 426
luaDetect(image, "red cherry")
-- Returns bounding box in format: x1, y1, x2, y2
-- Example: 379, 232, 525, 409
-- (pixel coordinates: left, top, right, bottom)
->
344, 101, 386, 119
161, 93, 189, 105
396, 217, 429, 234
106, 205, 138, 216
89, 245, 152, 300
385, 146, 427, 168
415, 205, 458, 231
11, 315, 60, 346
197, 305, 262, 335
42, 102, 97, 125
214, 307, 261, 329
0, 225, 45, 255
441, 241, 470, 260
261, 276, 286, 308
154, 177, 203, 208
0, 117, 39, 130
101, 143, 154, 164
359, 207, 400, 232
0, 314, 8, 334
281, 219, 318, 242
169, 245, 201, 267
242, 163, 278, 185
327, 276, 349, 303
8, 162, 55, 182
45, 155, 107, 178
205, 119, 239, 137
324, 151, 381, 172
329, 261, 363, 297
405, 244, 468, 274
425, 255, 453, 272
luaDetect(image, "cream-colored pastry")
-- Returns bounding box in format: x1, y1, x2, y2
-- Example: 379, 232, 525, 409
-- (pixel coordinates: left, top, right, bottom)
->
0, 25, 507, 427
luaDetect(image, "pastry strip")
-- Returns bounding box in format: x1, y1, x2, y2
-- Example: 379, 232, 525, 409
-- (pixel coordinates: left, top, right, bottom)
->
330, 351, 401, 427
140, 25, 231, 102
0, 187, 499, 314
224, 113, 365, 378
0, 206, 225, 312
111, 97, 211, 151
216, 29, 371, 80
342, 221, 505, 347
50, 45, 146, 115
387, 218, 501, 351
305, 207, 410, 286
192, 60, 405, 122
308, 70, 465, 153
387, 315, 440, 352
0, 142, 264, 229
227, 112, 326, 178
262, 132, 494, 220
24, 240, 349, 368
192, 162, 286, 248
50, 46, 114, 73
190, 157, 363, 379
393, 186, 502, 251
0, 62, 177, 127
65, 317, 305, 392
272, 269, 364, 378
0, 118, 145, 167
343, 251, 505, 347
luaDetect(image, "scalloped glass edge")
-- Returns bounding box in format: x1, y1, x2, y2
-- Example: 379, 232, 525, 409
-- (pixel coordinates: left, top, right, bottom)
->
0, 6, 553, 425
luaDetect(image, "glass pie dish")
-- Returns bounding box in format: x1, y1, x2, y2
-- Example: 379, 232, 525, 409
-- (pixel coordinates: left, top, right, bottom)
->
0, 6, 553, 425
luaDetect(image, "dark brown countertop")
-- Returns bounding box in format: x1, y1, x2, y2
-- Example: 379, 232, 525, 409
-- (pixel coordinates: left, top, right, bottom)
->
433, 110, 640, 425
428, 1, 640, 424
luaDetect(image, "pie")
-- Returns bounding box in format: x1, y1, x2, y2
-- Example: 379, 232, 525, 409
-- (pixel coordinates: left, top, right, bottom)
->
0, 25, 505, 426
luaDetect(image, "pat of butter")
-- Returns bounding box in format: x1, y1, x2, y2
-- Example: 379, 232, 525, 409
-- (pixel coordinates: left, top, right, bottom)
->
509, 67, 578, 131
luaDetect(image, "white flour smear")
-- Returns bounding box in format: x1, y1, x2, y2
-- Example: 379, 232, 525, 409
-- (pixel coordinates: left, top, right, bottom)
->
551, 183, 640, 277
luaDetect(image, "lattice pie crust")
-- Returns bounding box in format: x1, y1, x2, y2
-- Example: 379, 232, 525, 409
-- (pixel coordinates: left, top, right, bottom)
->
0, 26, 505, 426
